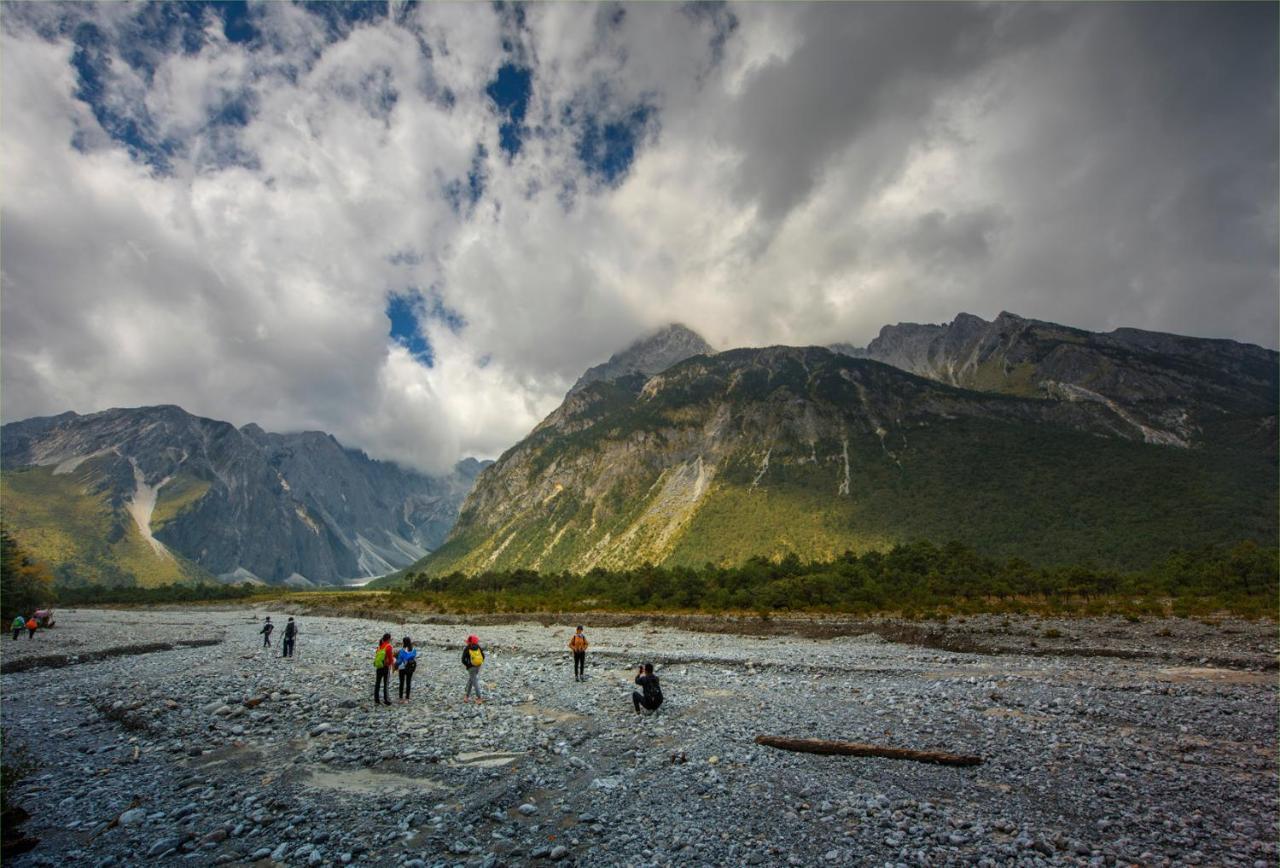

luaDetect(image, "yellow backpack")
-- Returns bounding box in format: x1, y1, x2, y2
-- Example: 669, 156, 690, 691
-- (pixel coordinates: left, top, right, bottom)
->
468, 647, 484, 667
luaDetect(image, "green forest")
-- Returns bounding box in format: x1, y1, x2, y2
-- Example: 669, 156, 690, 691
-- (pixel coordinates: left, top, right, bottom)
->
394, 539, 1278, 618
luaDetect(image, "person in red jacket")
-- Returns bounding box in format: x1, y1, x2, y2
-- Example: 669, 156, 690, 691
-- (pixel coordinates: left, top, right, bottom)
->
462, 635, 485, 703
374, 633, 395, 706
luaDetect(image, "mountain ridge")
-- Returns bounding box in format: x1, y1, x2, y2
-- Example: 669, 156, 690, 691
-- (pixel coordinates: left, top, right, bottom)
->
1, 405, 489, 587
405, 318, 1276, 579
568, 323, 714, 395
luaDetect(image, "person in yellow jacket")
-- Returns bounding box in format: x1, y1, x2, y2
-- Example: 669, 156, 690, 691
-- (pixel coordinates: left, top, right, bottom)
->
569, 625, 588, 682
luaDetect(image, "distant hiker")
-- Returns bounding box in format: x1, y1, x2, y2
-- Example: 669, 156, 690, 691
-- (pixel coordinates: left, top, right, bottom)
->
282, 617, 298, 657
25, 616, 38, 640
633, 662, 663, 714
396, 637, 418, 704
260, 617, 274, 648
12, 615, 24, 641
374, 633, 394, 706
462, 634, 485, 703
569, 625, 588, 682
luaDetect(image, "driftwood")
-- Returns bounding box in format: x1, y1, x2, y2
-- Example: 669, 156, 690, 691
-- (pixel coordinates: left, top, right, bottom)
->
754, 735, 982, 767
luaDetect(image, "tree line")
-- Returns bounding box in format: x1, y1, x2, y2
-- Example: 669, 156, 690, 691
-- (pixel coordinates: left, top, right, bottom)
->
396, 539, 1278, 618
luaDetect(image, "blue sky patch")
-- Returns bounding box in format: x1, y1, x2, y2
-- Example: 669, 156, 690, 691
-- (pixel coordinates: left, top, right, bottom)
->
577, 104, 655, 185
387, 290, 467, 366
486, 64, 532, 158
386, 292, 434, 365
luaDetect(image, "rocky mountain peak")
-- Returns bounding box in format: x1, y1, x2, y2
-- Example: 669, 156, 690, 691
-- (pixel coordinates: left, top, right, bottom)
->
568, 323, 714, 395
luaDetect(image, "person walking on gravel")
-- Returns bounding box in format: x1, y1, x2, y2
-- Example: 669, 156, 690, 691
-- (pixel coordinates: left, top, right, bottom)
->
633, 662, 663, 714
11, 615, 24, 641
25, 616, 38, 640
374, 633, 395, 706
260, 617, 274, 648
462, 634, 485, 703
396, 637, 418, 704
569, 625, 589, 682
282, 617, 298, 658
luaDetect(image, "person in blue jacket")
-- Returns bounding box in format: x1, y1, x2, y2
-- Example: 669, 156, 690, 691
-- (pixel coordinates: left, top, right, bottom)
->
396, 637, 419, 704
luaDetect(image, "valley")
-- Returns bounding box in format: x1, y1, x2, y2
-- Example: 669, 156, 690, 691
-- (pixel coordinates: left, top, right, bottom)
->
2, 608, 1276, 867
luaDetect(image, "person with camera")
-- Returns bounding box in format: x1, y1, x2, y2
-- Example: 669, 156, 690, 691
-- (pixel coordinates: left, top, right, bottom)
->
632, 662, 663, 714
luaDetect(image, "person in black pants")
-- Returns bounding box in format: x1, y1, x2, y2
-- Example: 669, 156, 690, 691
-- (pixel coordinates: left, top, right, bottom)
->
282, 617, 297, 657
260, 617, 274, 647
569, 625, 588, 682
396, 637, 418, 703
374, 633, 394, 705
632, 662, 663, 714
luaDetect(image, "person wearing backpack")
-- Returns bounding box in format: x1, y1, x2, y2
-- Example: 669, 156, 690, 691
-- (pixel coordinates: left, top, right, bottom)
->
260, 617, 274, 648
632, 662, 663, 714
396, 637, 418, 704
282, 617, 298, 657
569, 625, 588, 682
374, 633, 395, 706
461, 634, 485, 703
11, 615, 24, 641
25, 616, 38, 640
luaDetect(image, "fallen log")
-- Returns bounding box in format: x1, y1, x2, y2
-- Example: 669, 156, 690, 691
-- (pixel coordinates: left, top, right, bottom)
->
754, 735, 982, 767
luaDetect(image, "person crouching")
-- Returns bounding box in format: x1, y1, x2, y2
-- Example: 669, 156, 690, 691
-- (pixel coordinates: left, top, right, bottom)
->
633, 662, 663, 714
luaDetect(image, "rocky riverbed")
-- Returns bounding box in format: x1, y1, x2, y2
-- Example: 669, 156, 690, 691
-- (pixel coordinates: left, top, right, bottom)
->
1, 608, 1276, 867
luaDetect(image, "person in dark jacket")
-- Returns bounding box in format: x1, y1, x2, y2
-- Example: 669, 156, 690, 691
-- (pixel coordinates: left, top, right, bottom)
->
260, 617, 274, 647
282, 617, 298, 657
462, 634, 485, 703
633, 662, 663, 713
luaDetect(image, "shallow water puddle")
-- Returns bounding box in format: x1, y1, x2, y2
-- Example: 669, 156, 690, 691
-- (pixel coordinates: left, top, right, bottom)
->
302, 767, 449, 793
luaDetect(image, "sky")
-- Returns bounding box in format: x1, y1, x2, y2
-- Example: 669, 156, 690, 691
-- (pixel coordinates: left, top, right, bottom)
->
2, 2, 1276, 474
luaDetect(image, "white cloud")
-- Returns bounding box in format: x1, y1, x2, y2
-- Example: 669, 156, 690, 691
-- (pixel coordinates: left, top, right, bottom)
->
2, 3, 1274, 474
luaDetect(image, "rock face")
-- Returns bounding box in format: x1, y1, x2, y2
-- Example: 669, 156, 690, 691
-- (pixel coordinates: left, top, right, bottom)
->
418, 340, 1275, 575
568, 324, 714, 395
835, 311, 1278, 450
1, 406, 488, 586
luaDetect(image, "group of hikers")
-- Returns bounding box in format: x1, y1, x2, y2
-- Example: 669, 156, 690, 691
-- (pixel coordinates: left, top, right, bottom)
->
258, 616, 299, 657
255, 618, 664, 713
9, 615, 39, 640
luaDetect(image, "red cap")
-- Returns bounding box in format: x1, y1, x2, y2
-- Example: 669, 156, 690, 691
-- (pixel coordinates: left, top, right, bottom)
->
467, 635, 479, 645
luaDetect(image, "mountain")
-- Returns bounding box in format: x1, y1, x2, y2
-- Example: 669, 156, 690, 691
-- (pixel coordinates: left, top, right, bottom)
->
409, 335, 1275, 578
1, 406, 488, 587
834, 311, 1277, 451
568, 323, 714, 395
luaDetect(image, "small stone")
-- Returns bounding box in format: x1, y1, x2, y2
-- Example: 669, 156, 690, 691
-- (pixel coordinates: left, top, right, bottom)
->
118, 808, 147, 827
550, 845, 568, 860
147, 838, 180, 858
518, 803, 538, 816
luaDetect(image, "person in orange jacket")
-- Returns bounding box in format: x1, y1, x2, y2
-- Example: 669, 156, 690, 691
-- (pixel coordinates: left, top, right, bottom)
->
374, 633, 395, 706
569, 625, 588, 682
25, 616, 38, 640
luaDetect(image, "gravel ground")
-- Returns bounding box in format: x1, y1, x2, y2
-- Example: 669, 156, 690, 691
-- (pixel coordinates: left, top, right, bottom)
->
1, 607, 1276, 867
